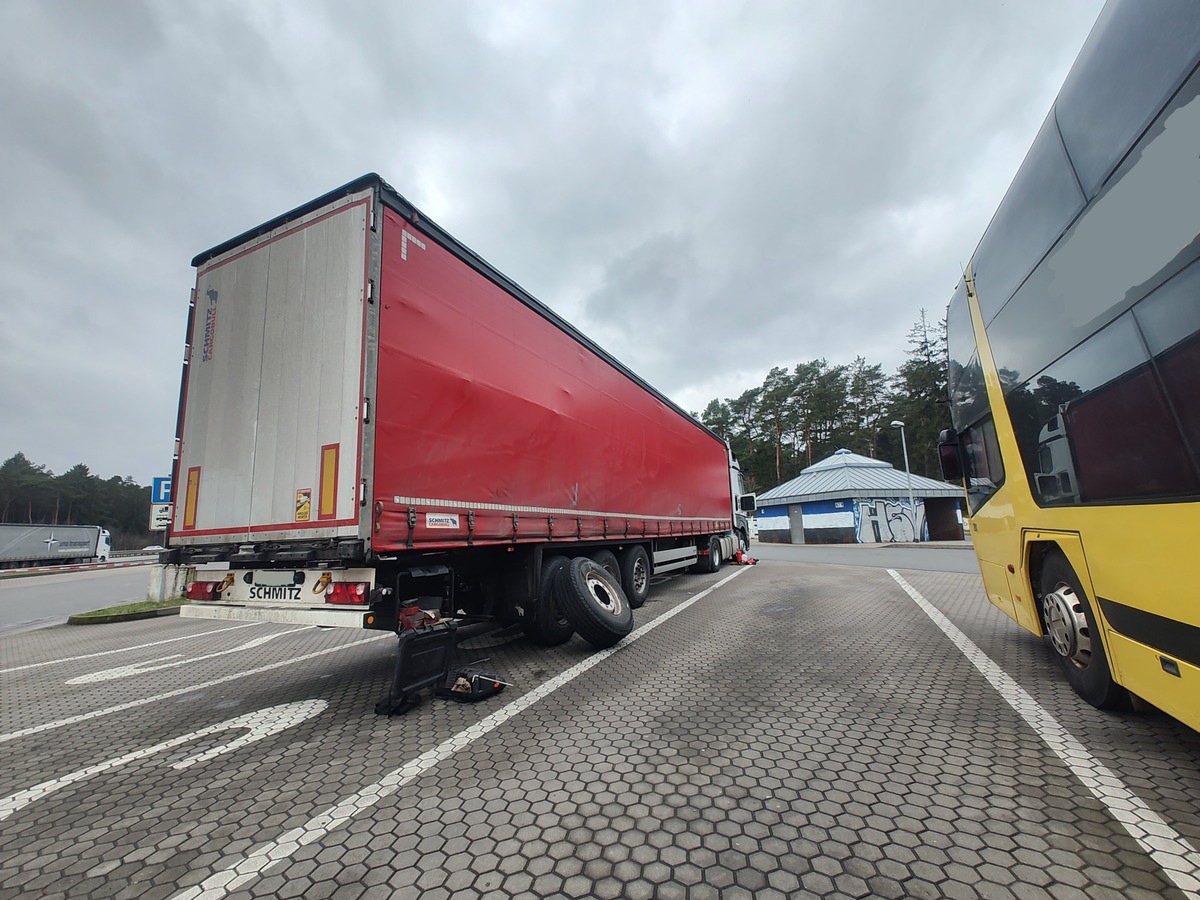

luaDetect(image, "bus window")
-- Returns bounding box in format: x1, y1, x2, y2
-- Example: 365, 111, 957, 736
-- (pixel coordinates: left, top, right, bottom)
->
1055, 0, 1200, 198
986, 72, 1200, 393
970, 113, 1085, 324
1009, 312, 1200, 505
1134, 258, 1200, 465
946, 282, 988, 431
960, 417, 1004, 513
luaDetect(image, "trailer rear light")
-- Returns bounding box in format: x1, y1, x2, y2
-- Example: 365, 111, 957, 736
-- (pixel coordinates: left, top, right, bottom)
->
325, 582, 369, 605
185, 581, 218, 600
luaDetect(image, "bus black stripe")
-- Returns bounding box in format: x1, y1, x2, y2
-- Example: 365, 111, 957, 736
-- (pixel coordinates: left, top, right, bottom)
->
1097, 597, 1200, 670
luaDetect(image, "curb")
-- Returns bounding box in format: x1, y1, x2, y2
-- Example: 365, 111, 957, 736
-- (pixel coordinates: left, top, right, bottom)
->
68, 606, 183, 626
0, 560, 154, 581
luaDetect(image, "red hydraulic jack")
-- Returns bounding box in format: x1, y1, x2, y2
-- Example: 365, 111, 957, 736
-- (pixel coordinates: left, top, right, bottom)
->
733, 549, 758, 565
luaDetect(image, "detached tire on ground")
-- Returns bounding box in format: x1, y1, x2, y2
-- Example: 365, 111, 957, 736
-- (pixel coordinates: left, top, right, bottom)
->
1039, 552, 1130, 710
618, 544, 650, 609
555, 557, 634, 649
523, 554, 575, 646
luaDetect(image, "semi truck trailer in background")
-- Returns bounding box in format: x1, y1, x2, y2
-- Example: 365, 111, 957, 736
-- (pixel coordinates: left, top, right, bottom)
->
168, 174, 754, 669
0, 524, 111, 568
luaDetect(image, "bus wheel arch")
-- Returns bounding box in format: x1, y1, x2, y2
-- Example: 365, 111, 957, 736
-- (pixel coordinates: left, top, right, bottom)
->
1037, 550, 1130, 710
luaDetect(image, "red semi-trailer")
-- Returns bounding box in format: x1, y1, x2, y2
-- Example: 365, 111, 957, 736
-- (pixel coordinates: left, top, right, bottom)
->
169, 174, 754, 657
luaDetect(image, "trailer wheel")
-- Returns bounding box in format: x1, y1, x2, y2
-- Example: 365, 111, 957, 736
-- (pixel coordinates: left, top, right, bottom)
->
556, 557, 633, 649
524, 554, 575, 646
590, 549, 620, 583
618, 545, 650, 608
1039, 553, 1129, 710
701, 536, 722, 573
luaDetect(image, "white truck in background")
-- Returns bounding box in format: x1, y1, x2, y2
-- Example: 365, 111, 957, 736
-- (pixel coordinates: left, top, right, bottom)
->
0, 524, 112, 568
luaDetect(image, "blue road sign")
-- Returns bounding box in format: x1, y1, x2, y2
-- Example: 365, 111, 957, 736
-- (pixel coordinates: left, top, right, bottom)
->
152, 476, 172, 504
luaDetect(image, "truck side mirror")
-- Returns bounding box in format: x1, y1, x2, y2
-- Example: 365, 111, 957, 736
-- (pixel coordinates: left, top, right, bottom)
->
938, 431, 963, 482
738, 494, 757, 512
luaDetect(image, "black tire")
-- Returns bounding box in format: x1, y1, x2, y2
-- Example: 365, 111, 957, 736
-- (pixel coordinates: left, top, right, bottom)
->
590, 549, 620, 583
737, 530, 749, 554
555, 557, 633, 649
523, 554, 575, 646
702, 536, 722, 574
618, 545, 651, 609
1039, 553, 1130, 710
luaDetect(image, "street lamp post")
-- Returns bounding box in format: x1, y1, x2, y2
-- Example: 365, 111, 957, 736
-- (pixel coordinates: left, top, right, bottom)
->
891, 420, 918, 542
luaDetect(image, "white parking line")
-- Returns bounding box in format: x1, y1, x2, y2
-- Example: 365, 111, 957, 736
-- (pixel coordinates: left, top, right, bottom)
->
1, 701, 328, 823
65, 629, 310, 684
0, 623, 260, 675
169, 567, 751, 900
888, 569, 1200, 898
0, 634, 386, 745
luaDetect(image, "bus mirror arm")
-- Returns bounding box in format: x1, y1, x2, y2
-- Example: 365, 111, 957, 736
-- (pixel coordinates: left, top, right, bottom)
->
938, 430, 964, 483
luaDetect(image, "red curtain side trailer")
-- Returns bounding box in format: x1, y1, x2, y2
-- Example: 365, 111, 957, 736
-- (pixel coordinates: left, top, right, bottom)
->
169, 174, 753, 655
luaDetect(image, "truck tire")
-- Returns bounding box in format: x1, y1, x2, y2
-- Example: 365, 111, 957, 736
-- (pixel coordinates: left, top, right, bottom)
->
524, 555, 575, 646
555, 557, 633, 649
700, 536, 722, 574
1039, 553, 1130, 710
590, 549, 620, 583
618, 545, 650, 609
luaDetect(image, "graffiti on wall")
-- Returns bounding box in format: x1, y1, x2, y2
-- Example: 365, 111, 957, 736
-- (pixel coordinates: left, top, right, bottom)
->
855, 499, 925, 543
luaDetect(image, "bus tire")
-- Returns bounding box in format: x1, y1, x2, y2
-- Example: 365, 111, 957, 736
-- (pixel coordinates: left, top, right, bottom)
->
524, 554, 574, 646
1039, 553, 1130, 710
618, 545, 650, 608
555, 557, 633, 649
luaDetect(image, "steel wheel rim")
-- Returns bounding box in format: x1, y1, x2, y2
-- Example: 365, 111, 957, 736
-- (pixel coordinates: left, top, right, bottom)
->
632, 558, 647, 596
585, 571, 623, 615
1042, 583, 1092, 667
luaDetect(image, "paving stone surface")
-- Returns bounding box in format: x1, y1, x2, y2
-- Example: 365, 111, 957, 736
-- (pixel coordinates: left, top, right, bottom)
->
1, 557, 1197, 899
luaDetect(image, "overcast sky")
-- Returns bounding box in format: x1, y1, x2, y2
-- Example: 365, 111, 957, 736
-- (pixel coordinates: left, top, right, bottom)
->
0, 0, 1105, 485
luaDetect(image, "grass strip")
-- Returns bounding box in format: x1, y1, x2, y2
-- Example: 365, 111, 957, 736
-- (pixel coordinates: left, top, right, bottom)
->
75, 598, 191, 618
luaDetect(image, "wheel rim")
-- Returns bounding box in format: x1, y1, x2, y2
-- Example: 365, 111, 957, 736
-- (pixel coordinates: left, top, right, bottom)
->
632, 558, 647, 596
1042, 583, 1092, 668
712, 544, 720, 567
584, 570, 624, 616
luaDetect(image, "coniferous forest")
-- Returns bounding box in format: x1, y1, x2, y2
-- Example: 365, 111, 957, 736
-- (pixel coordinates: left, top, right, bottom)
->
698, 309, 952, 494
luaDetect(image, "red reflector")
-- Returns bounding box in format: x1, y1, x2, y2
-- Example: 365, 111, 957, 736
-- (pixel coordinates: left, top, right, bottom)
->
325, 582, 369, 605
184, 581, 217, 600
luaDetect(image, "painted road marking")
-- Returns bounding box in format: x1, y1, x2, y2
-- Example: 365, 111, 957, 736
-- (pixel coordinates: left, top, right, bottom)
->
65, 628, 310, 684
0, 701, 327, 823
0, 635, 385, 745
0, 623, 260, 675
169, 567, 751, 900
888, 569, 1200, 898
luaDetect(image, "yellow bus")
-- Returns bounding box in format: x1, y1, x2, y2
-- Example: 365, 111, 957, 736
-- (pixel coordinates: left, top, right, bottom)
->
939, 0, 1200, 732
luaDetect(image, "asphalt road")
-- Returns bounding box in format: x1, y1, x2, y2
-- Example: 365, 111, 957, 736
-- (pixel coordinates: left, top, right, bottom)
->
750, 540, 982, 574
2, 557, 1198, 899
0, 565, 154, 635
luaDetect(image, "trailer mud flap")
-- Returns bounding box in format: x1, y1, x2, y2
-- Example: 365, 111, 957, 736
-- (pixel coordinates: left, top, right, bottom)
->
375, 622, 458, 716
